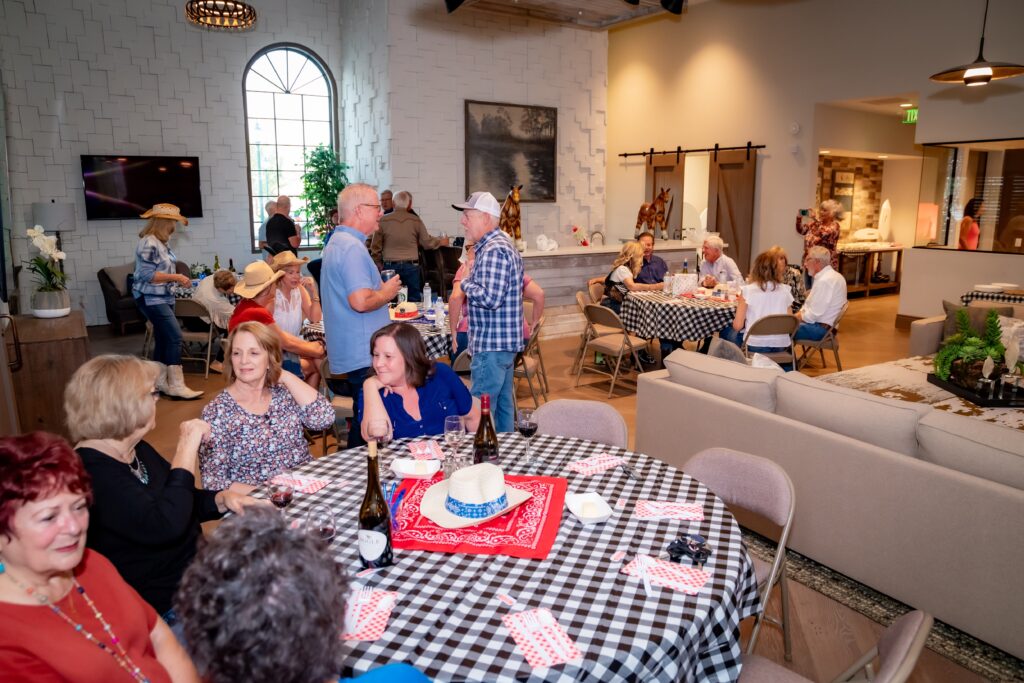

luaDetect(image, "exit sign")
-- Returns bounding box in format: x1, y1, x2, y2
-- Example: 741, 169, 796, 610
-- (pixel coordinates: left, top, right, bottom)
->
902, 107, 918, 124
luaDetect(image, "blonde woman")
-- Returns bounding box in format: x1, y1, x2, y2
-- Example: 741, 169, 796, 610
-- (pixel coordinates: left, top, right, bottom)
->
200, 322, 333, 493
131, 202, 202, 399
600, 241, 662, 315
270, 251, 323, 388
720, 250, 794, 361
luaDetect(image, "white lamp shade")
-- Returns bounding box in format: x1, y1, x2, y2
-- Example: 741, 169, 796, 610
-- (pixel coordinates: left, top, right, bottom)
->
32, 201, 76, 233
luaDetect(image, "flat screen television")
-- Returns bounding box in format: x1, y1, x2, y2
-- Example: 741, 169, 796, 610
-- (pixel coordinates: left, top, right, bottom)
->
81, 155, 203, 220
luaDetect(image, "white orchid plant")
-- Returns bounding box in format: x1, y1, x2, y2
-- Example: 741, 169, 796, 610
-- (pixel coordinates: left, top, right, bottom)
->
25, 225, 68, 291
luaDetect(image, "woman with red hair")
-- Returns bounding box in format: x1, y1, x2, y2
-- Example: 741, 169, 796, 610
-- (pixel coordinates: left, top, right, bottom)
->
0, 432, 197, 682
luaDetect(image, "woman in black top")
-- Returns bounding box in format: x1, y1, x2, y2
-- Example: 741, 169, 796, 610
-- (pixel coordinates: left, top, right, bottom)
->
64, 354, 265, 624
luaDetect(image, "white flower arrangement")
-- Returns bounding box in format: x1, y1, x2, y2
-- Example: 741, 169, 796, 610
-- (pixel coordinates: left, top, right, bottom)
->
25, 225, 68, 291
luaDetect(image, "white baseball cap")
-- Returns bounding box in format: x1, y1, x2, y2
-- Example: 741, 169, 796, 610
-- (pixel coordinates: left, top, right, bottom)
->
452, 191, 501, 218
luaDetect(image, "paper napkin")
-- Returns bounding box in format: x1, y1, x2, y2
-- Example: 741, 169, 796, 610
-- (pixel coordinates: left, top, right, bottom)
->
634, 500, 704, 521
567, 453, 627, 476
622, 555, 710, 594
502, 608, 582, 669
407, 440, 445, 460
269, 474, 332, 494
342, 590, 399, 641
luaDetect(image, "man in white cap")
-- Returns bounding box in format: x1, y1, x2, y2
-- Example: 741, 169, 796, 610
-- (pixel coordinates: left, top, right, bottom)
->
452, 191, 524, 433
322, 183, 402, 447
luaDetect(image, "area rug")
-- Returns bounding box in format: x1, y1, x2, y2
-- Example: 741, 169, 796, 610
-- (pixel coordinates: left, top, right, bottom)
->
742, 531, 1024, 681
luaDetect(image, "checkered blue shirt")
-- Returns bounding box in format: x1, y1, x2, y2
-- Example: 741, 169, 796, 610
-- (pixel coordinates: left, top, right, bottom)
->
132, 235, 176, 306
460, 229, 524, 354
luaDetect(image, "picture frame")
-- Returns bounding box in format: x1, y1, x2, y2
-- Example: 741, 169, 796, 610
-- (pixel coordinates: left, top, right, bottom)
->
465, 100, 556, 203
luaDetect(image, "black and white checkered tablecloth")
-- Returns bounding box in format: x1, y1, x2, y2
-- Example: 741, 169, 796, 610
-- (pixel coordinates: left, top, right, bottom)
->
263, 435, 760, 682
302, 321, 452, 360
171, 285, 242, 305
961, 291, 1024, 307
621, 291, 737, 342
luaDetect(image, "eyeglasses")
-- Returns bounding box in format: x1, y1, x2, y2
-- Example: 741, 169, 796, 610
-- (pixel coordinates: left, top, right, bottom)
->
360, 203, 383, 212
150, 390, 161, 399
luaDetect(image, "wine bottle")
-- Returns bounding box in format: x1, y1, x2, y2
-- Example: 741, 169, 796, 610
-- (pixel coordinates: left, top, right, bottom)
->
682, 258, 689, 274
214, 254, 221, 270
358, 440, 394, 568
473, 394, 500, 464
228, 258, 235, 272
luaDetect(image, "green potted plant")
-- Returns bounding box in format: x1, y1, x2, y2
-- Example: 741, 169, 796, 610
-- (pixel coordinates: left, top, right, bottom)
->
933, 308, 1006, 387
300, 145, 349, 246
25, 225, 70, 318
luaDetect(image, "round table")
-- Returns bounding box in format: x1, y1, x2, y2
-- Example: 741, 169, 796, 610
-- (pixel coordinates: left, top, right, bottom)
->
621, 291, 736, 342
302, 320, 453, 360
259, 434, 760, 682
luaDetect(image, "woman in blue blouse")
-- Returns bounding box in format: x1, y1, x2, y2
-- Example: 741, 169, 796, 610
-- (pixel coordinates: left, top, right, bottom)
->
359, 323, 480, 440
132, 203, 203, 399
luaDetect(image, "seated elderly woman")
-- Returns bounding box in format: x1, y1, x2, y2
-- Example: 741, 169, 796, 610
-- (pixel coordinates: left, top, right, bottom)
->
176, 507, 427, 682
189, 269, 238, 374
600, 241, 663, 315
65, 354, 264, 624
719, 250, 794, 357
359, 322, 480, 441
270, 251, 323, 388
201, 321, 334, 493
0, 432, 197, 681
766, 245, 806, 312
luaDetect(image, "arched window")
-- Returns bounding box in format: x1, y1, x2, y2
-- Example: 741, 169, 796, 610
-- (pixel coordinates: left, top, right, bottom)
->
243, 44, 336, 251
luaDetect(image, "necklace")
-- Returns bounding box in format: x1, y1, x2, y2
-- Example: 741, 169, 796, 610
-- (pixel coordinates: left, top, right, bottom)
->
5, 572, 152, 683
127, 454, 149, 485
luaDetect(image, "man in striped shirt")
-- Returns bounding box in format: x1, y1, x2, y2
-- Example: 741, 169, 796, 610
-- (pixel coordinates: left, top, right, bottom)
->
452, 192, 524, 432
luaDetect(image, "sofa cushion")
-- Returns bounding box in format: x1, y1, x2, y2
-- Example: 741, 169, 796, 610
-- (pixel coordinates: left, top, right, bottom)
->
775, 372, 931, 456
942, 300, 1013, 340
102, 263, 136, 297
917, 411, 1024, 490
663, 349, 782, 412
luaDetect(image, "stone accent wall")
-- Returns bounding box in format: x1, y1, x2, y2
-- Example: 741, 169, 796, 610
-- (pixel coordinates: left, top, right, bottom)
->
0, 0, 343, 325
817, 155, 883, 241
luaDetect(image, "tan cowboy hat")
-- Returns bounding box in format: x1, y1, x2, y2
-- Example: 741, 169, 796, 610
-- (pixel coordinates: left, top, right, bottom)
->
234, 261, 285, 299
270, 251, 311, 271
140, 203, 188, 225
420, 463, 532, 529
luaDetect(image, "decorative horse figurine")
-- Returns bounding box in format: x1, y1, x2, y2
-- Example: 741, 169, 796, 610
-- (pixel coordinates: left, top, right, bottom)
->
635, 187, 672, 240
499, 184, 524, 250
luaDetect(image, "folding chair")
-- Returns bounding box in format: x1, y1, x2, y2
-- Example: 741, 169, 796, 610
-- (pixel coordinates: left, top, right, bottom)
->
174, 298, 217, 378
796, 302, 849, 371
514, 317, 549, 407
574, 304, 649, 397
743, 314, 799, 367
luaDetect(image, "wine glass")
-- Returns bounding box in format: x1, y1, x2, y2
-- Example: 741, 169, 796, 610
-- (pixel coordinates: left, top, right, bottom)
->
367, 419, 391, 461
268, 483, 294, 512
516, 408, 538, 462
305, 503, 336, 550
443, 415, 465, 479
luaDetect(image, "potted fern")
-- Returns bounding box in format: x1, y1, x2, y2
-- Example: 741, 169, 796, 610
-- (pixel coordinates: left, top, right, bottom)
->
933, 308, 1006, 388
300, 145, 348, 246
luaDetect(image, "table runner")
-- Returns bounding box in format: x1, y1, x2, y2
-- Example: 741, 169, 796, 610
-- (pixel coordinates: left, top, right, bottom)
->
261, 435, 760, 682
621, 291, 736, 342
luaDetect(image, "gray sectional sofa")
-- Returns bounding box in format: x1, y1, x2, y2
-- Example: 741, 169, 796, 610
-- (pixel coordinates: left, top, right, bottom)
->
635, 350, 1024, 659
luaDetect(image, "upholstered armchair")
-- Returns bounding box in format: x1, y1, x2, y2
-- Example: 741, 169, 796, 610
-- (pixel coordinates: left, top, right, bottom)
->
97, 263, 143, 334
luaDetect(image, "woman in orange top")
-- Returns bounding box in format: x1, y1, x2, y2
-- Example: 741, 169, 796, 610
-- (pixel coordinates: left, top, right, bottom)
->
958, 198, 983, 251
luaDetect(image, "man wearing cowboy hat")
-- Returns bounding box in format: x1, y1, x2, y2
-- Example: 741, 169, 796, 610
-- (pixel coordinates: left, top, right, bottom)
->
322, 183, 402, 447
228, 261, 326, 364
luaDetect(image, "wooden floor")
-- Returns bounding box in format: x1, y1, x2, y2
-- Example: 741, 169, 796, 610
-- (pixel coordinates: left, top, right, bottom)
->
91, 293, 990, 682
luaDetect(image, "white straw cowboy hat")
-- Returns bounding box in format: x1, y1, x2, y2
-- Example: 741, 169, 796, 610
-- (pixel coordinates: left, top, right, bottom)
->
270, 251, 311, 271
140, 203, 189, 225
234, 261, 285, 299
420, 463, 532, 529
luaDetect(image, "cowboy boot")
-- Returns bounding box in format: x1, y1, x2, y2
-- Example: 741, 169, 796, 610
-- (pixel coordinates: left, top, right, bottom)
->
154, 362, 169, 394
164, 365, 204, 400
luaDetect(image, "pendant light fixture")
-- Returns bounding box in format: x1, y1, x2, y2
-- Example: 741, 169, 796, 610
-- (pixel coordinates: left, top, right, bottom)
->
185, 0, 257, 31
929, 0, 1024, 86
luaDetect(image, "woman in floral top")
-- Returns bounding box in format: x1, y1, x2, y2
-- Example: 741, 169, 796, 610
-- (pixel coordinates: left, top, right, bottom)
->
795, 199, 842, 283
201, 322, 334, 492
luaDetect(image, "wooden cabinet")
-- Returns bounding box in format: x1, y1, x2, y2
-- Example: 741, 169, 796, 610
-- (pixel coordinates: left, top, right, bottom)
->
5, 311, 90, 438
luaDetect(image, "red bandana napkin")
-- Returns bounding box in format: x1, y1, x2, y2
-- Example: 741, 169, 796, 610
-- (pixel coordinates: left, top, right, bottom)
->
622, 555, 710, 594
392, 474, 567, 559
269, 474, 333, 494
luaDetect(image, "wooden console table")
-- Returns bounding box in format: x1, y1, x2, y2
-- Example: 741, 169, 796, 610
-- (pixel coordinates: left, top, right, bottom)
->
837, 246, 903, 297
5, 311, 90, 438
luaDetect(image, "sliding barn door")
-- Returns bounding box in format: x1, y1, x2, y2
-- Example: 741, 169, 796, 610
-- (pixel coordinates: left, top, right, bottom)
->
707, 149, 757, 273
644, 153, 685, 239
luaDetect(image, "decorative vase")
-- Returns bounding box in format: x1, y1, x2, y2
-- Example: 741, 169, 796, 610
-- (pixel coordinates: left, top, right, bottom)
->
949, 358, 1005, 392
31, 289, 71, 318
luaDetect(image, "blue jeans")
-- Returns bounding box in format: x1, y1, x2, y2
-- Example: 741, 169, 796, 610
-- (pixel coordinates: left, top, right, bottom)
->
720, 326, 793, 370
387, 262, 423, 302
470, 351, 516, 433
794, 322, 829, 342
454, 331, 469, 360
326, 365, 371, 449
135, 298, 182, 366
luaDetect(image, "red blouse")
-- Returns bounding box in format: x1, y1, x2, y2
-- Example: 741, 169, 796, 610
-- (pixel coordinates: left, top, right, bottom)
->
0, 550, 171, 683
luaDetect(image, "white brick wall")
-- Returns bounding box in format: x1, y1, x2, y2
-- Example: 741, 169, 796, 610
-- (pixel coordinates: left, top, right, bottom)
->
0, 0, 344, 325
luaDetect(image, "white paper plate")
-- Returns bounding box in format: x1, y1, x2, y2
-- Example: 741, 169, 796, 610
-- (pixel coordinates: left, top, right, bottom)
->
390, 458, 441, 480
974, 284, 1003, 293
991, 283, 1019, 290
565, 492, 612, 526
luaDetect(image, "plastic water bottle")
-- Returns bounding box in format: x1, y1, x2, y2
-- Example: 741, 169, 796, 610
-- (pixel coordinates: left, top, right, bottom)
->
434, 298, 445, 330
682, 258, 689, 274
422, 283, 432, 310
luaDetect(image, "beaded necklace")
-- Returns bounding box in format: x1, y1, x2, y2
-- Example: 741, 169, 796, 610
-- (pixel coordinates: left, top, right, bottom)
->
127, 454, 150, 485
6, 573, 152, 683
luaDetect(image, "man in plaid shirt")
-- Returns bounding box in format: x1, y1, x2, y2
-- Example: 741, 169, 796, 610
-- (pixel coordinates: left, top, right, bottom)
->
452, 192, 524, 432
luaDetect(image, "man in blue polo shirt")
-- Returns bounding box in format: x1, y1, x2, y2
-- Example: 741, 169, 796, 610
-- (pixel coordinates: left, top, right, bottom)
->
322, 183, 402, 447
452, 191, 524, 433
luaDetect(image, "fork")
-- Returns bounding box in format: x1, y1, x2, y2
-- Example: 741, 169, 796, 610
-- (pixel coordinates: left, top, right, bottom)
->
346, 587, 374, 632
522, 611, 564, 663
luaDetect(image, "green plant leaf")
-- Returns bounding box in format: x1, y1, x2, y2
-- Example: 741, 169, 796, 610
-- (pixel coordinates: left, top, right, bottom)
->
300, 145, 349, 243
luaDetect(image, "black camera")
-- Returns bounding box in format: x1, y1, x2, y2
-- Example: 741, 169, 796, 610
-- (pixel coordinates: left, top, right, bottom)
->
668, 534, 712, 565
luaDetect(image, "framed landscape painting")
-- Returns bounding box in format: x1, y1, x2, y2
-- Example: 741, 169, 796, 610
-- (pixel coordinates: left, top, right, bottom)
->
465, 100, 556, 203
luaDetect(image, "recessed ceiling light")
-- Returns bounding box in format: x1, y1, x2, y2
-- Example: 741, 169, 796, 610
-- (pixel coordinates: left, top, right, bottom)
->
820, 150, 831, 155
879, 155, 889, 159
899, 103, 914, 108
